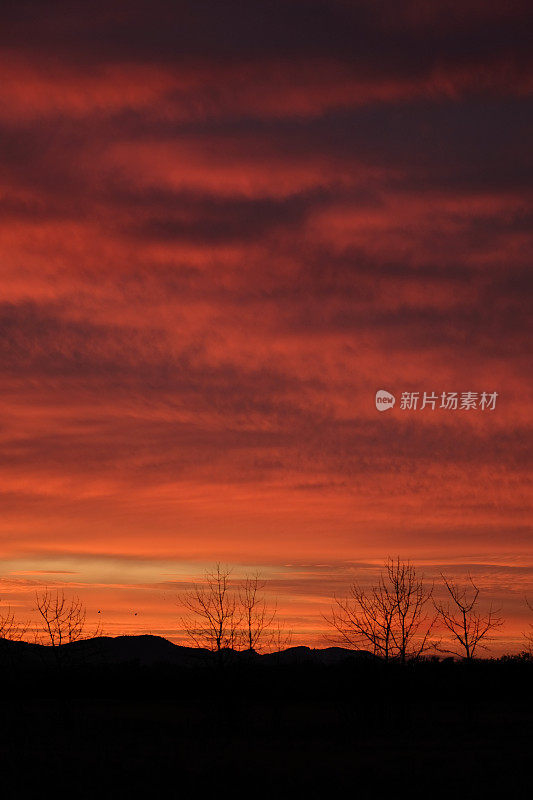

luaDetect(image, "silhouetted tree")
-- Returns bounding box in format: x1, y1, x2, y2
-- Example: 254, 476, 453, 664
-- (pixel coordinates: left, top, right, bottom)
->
239, 573, 277, 652
35, 589, 95, 647
179, 564, 242, 652
0, 603, 27, 641
325, 557, 436, 662
270, 619, 293, 658
238, 572, 293, 652
434, 573, 503, 659
524, 596, 533, 653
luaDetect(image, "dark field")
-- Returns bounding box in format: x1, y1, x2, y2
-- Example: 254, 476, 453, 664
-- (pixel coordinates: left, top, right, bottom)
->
1, 649, 531, 797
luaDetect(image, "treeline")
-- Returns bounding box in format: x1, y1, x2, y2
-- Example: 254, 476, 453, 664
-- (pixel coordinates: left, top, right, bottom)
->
1, 558, 532, 659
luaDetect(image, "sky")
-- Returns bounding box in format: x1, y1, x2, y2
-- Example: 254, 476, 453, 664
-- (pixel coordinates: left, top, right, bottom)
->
0, 0, 532, 651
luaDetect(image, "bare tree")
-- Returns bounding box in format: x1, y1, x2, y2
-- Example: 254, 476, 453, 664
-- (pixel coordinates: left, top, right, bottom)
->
0, 603, 28, 641
523, 596, 533, 654
239, 573, 277, 652
179, 564, 242, 652
325, 557, 436, 662
434, 573, 503, 659
35, 589, 93, 647
388, 558, 437, 662
270, 618, 293, 653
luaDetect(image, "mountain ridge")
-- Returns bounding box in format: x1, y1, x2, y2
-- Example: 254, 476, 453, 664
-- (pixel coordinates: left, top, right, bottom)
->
0, 633, 377, 667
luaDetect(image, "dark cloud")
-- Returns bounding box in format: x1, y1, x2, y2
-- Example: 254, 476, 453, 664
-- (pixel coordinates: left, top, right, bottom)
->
123, 190, 327, 244
1, 0, 531, 76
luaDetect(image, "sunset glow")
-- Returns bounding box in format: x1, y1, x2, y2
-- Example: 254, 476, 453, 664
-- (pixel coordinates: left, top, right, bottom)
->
0, 0, 531, 653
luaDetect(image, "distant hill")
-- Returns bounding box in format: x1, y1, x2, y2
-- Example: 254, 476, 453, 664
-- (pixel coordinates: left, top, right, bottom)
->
0, 634, 376, 667
260, 645, 376, 665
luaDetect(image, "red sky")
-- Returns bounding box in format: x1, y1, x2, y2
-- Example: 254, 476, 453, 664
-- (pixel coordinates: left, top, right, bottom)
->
0, 0, 532, 652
